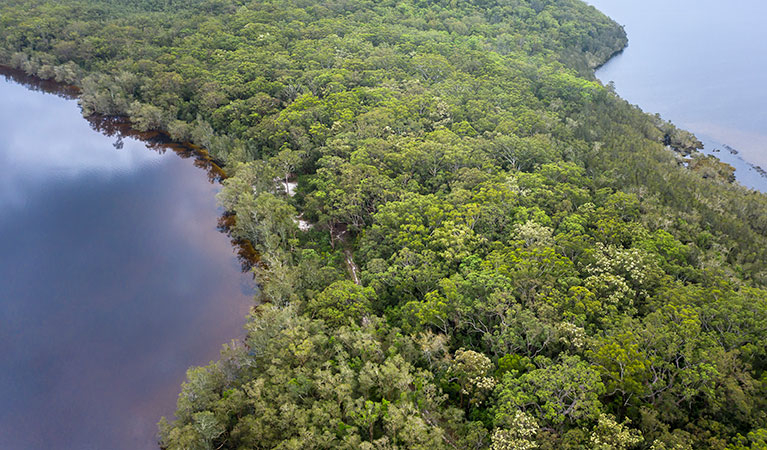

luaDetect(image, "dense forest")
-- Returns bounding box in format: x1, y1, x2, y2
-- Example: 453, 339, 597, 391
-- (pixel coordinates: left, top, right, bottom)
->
2, 0, 767, 448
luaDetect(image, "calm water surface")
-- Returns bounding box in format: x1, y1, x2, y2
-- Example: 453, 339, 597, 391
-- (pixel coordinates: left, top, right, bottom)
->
588, 0, 767, 192
0, 69, 252, 449
8, 3, 764, 447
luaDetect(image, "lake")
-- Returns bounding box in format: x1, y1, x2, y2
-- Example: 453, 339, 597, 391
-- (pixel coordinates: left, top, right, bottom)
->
588, 0, 767, 192
0, 67, 253, 449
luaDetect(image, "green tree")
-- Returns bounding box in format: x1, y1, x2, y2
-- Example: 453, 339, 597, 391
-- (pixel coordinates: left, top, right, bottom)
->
306, 280, 375, 326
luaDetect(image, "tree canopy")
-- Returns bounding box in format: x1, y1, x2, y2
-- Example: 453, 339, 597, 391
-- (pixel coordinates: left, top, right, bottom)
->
2, 0, 767, 448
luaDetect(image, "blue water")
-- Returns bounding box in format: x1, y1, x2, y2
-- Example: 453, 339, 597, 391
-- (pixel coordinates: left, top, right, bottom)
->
0, 69, 252, 449
589, 0, 767, 192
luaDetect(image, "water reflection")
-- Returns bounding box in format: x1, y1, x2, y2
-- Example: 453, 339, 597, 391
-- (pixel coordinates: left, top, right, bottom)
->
1, 69, 160, 209
84, 114, 227, 184
0, 65, 80, 99
0, 66, 253, 449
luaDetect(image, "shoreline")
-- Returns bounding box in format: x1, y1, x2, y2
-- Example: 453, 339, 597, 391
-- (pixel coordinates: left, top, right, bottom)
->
588, 4, 767, 193
0, 70, 255, 450
594, 49, 767, 193
0, 63, 262, 268
591, 45, 626, 72
691, 133, 767, 193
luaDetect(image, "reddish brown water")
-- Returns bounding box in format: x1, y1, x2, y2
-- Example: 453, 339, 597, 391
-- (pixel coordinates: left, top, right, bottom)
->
0, 67, 253, 449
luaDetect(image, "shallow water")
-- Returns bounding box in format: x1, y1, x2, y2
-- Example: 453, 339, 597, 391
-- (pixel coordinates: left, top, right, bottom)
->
588, 0, 767, 192
0, 68, 252, 449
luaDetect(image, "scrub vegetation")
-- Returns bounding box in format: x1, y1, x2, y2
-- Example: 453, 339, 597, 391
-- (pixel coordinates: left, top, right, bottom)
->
2, 0, 767, 448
